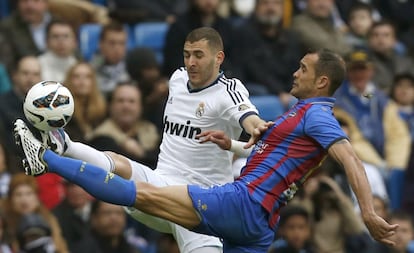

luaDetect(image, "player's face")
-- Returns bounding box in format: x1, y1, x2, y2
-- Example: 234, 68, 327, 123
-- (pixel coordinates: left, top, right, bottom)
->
291, 53, 318, 99
183, 39, 223, 88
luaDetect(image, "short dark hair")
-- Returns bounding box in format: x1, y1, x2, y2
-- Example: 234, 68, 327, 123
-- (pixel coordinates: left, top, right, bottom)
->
388, 210, 414, 229
278, 205, 310, 228
312, 49, 346, 95
349, 2, 373, 17
185, 27, 224, 52
46, 19, 75, 39
368, 20, 396, 38
100, 21, 126, 41
390, 72, 414, 100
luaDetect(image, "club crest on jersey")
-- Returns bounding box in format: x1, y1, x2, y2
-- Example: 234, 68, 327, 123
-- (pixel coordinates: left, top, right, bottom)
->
238, 104, 250, 111
253, 140, 268, 154
196, 102, 205, 118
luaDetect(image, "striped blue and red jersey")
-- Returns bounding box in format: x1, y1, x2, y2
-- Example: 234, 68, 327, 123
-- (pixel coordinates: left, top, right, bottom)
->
237, 97, 347, 229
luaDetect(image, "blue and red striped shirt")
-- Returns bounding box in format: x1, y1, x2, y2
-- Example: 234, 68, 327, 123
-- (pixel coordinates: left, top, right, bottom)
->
237, 97, 347, 229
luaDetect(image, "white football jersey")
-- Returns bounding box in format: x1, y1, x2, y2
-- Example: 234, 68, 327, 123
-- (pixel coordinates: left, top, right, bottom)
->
156, 68, 258, 186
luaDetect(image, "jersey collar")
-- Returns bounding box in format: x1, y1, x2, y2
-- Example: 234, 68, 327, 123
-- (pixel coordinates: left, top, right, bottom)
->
299, 97, 336, 106
187, 71, 224, 93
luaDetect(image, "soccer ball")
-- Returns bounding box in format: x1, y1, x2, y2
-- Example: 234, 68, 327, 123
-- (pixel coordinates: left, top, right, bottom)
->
24, 81, 74, 132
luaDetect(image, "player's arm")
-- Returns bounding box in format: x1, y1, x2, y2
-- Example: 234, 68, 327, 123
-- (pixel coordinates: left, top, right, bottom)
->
328, 138, 398, 246
240, 114, 272, 148
197, 130, 252, 157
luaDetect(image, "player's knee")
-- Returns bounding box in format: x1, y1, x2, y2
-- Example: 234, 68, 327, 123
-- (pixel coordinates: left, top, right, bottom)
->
105, 151, 132, 179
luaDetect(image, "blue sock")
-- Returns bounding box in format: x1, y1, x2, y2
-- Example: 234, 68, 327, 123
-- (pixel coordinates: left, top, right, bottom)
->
43, 150, 136, 206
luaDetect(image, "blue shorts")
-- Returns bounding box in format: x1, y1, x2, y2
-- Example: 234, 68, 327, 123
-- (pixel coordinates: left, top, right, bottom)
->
188, 182, 274, 253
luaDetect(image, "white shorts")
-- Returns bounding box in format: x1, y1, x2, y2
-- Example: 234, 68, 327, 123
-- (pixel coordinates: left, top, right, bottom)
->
124, 159, 223, 253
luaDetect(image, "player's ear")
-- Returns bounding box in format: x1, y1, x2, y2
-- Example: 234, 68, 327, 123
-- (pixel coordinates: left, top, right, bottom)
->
316, 75, 329, 90
216, 51, 225, 66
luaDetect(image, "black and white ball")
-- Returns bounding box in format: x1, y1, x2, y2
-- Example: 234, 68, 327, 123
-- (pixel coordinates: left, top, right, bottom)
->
24, 81, 74, 132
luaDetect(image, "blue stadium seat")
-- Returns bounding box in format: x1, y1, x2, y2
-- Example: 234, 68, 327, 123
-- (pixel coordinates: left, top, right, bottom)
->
91, 0, 107, 6
78, 23, 102, 61
249, 95, 284, 121
133, 22, 169, 64
0, 0, 10, 19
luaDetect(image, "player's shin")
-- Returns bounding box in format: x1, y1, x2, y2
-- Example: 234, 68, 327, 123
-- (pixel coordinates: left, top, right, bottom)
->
43, 150, 136, 206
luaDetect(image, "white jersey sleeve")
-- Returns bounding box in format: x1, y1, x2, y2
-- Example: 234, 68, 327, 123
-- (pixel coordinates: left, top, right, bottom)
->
156, 68, 258, 186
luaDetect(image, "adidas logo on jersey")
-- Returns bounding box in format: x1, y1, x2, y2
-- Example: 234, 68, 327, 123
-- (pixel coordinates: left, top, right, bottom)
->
163, 116, 202, 139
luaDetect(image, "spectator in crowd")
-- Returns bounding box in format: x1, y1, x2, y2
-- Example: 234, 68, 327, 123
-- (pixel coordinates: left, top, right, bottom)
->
268, 204, 315, 253
344, 2, 374, 51
0, 0, 55, 72
0, 212, 12, 253
291, 175, 370, 253
0, 56, 41, 172
91, 22, 130, 98
163, 0, 238, 78
367, 20, 414, 93
63, 62, 107, 142
52, 181, 93, 253
72, 200, 142, 253
4, 173, 68, 253
233, 0, 303, 106
334, 49, 411, 210
16, 213, 56, 253
38, 19, 78, 82
396, 74, 414, 219
126, 47, 169, 131
107, 0, 187, 24
88, 82, 160, 168
389, 73, 414, 140
291, 0, 352, 56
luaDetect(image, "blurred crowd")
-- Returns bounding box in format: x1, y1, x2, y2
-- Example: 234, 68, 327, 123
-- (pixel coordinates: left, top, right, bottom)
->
0, 0, 414, 252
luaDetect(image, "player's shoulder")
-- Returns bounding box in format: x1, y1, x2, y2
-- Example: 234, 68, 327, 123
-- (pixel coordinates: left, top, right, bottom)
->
169, 67, 189, 85
217, 74, 249, 93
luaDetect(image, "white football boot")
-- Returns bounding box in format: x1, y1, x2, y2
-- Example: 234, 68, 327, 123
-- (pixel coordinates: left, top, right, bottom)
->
14, 119, 48, 176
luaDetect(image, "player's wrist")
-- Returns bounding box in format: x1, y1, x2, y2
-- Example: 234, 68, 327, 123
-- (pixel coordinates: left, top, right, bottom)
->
229, 140, 252, 158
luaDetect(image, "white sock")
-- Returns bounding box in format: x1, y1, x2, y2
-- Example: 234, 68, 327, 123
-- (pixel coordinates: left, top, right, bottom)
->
64, 141, 114, 173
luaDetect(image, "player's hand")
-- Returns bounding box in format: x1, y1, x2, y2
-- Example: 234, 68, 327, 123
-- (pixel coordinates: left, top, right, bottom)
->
245, 121, 273, 149
196, 130, 231, 150
363, 214, 399, 246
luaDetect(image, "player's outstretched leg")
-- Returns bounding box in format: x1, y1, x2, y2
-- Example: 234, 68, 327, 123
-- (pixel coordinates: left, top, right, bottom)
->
14, 119, 136, 207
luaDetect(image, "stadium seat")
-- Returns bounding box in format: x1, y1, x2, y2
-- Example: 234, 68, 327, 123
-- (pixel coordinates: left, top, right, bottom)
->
91, 0, 107, 6
78, 23, 135, 61
0, 0, 10, 19
78, 23, 102, 61
133, 22, 169, 64
249, 95, 284, 121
